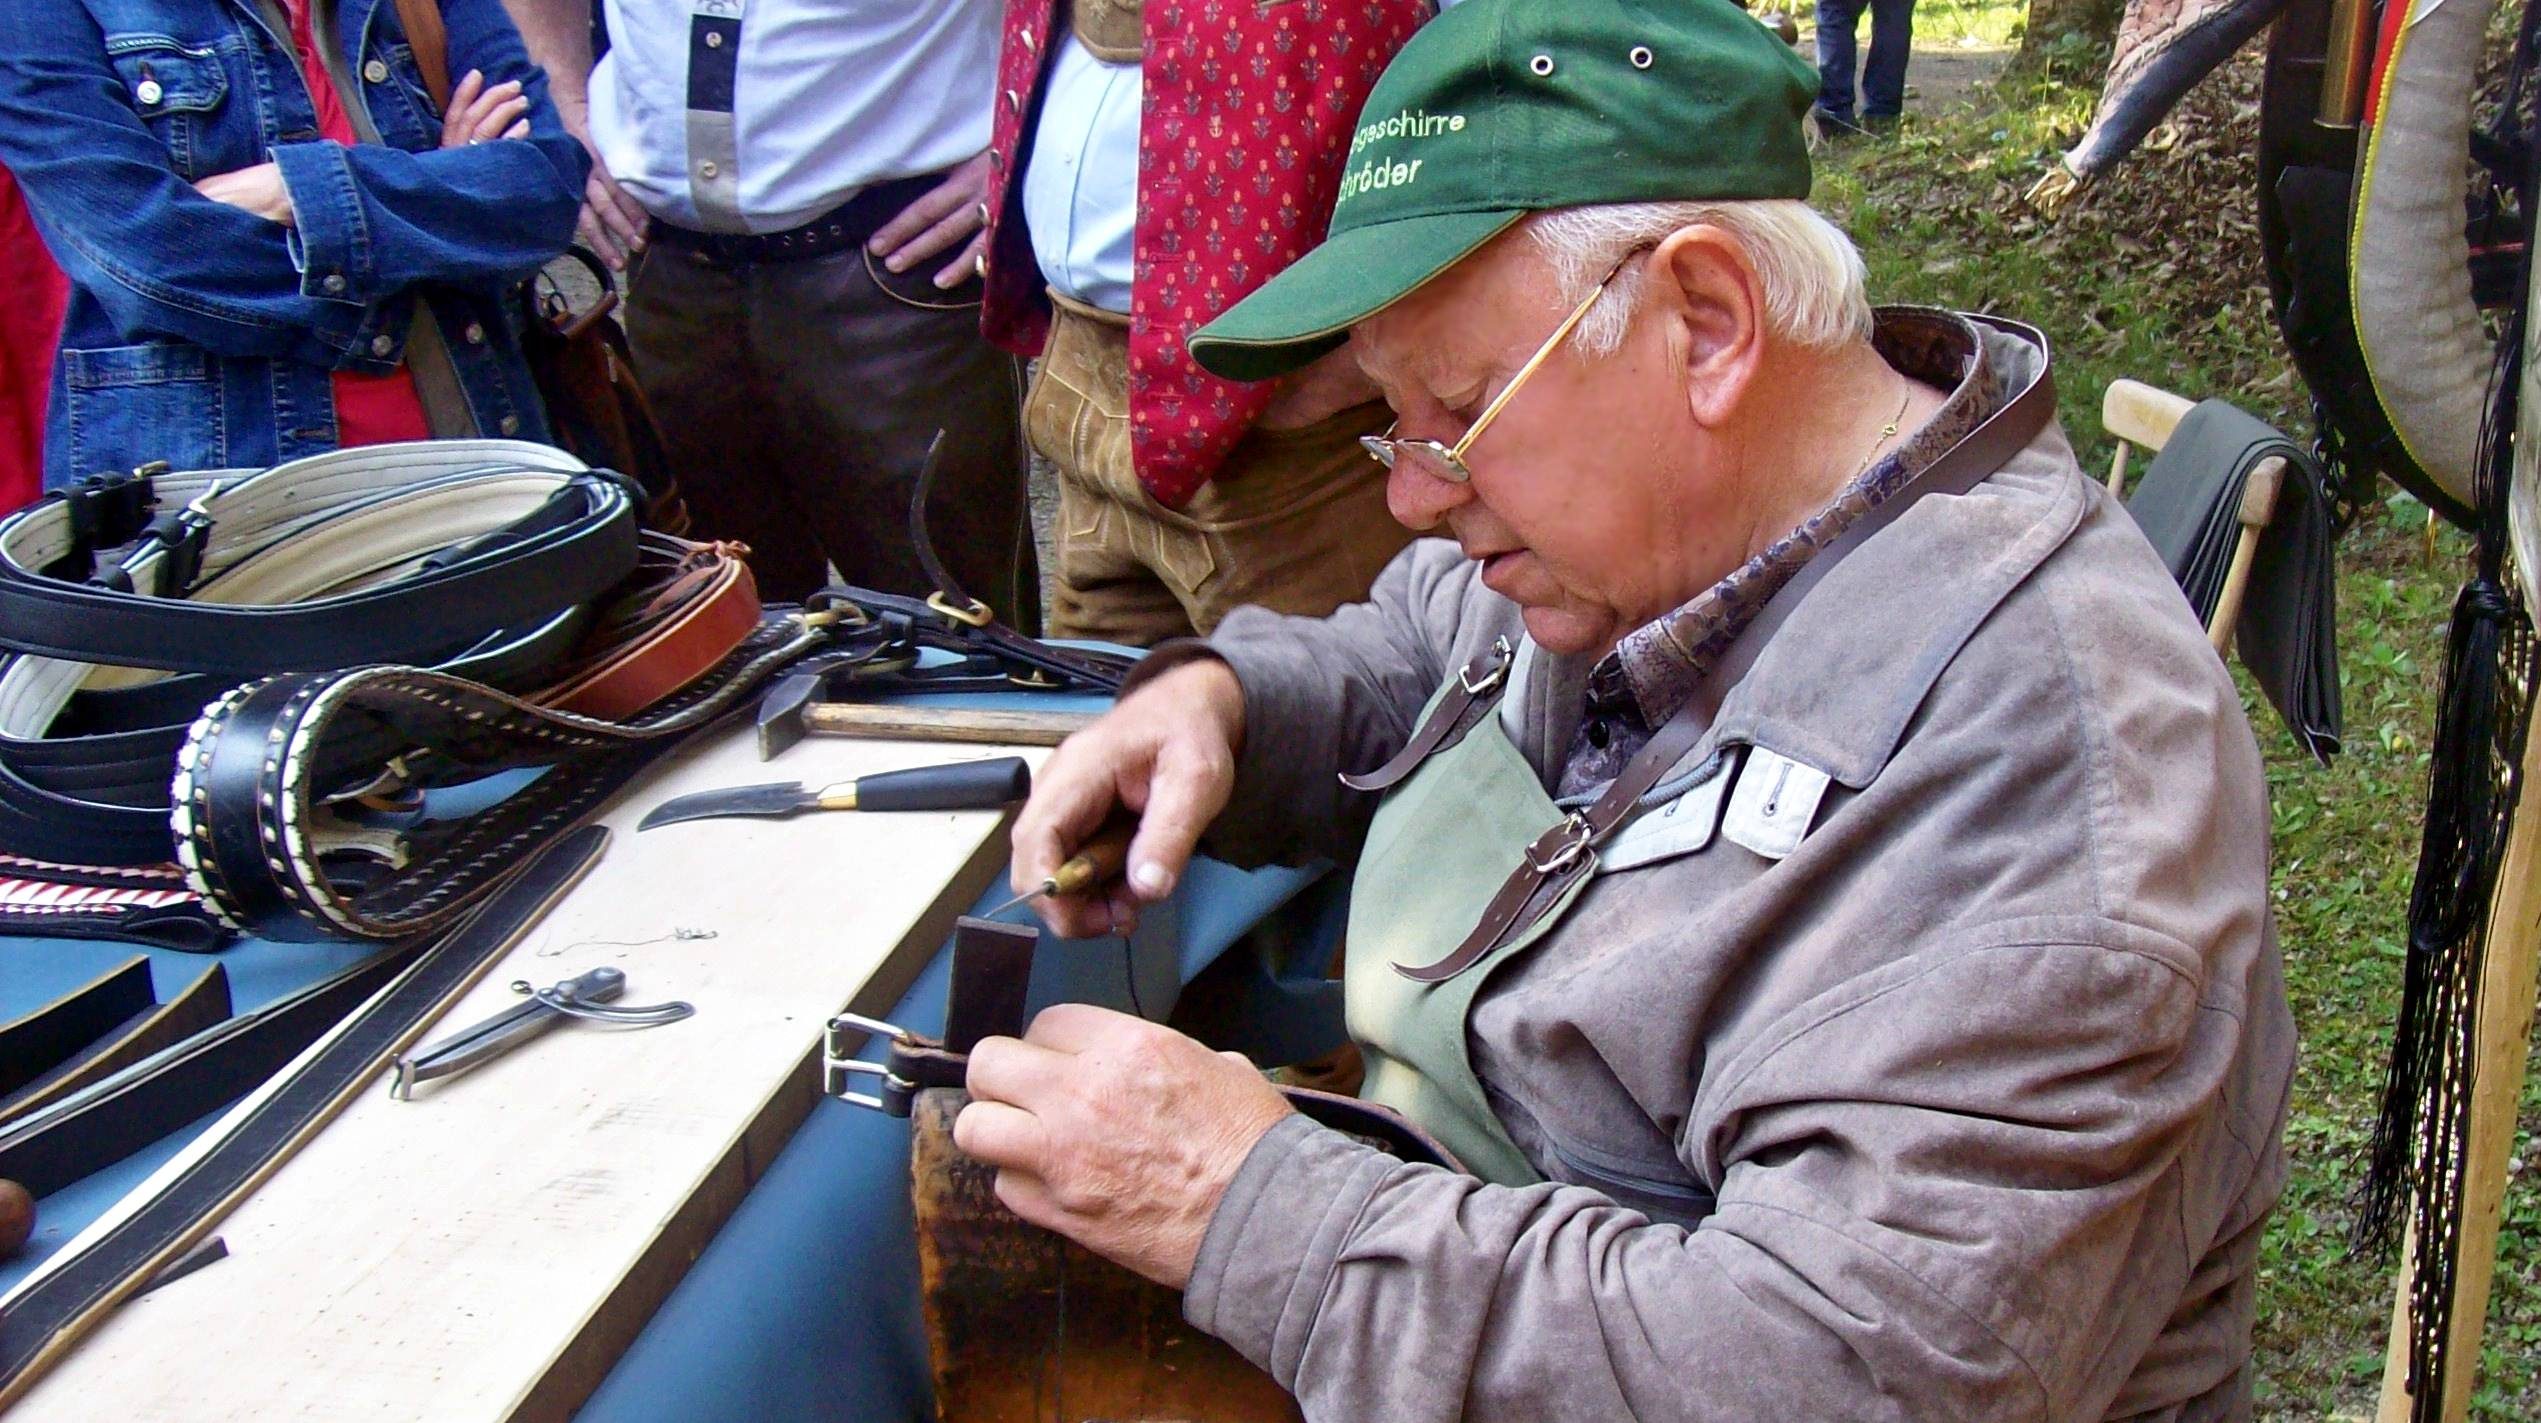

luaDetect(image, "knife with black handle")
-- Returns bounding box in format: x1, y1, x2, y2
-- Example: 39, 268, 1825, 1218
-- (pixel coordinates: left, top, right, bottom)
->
638, 756, 1033, 831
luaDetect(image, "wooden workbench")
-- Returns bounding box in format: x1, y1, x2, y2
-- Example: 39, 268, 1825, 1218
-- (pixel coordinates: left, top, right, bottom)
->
4, 725, 1038, 1421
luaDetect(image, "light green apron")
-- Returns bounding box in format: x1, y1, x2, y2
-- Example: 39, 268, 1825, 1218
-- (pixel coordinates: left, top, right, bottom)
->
1343, 665, 1592, 1186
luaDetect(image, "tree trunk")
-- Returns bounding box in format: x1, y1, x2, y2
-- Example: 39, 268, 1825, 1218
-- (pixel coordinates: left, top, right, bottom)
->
2021, 0, 2125, 59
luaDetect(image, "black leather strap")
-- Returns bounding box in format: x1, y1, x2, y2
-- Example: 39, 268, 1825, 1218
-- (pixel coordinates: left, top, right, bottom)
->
0, 455, 635, 674
802, 585, 1134, 695
0, 950, 418, 1198
172, 611, 832, 943
1395, 317, 2060, 983
0, 959, 153, 1099
0, 963, 231, 1131
0, 826, 605, 1407
0, 444, 640, 866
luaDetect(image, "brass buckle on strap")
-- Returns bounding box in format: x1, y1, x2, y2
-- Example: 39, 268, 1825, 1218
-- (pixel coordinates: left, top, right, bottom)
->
926, 590, 994, 628
1524, 810, 1597, 876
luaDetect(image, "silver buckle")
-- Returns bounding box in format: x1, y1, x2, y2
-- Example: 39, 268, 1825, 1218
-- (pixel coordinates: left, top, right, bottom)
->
1524, 811, 1597, 875
822, 1011, 912, 1112
1460, 635, 1514, 695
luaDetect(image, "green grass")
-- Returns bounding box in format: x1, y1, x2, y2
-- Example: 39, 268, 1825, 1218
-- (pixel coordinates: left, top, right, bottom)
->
1805, 20, 2541, 1416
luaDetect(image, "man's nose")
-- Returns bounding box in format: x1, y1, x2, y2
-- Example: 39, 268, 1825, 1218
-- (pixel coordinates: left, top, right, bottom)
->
1385, 456, 1470, 533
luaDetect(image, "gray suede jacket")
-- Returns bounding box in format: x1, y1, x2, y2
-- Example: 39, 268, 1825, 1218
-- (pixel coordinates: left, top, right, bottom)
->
1178, 396, 2294, 1421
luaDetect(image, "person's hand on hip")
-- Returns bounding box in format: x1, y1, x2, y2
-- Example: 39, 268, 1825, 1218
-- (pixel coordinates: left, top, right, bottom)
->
867, 150, 994, 290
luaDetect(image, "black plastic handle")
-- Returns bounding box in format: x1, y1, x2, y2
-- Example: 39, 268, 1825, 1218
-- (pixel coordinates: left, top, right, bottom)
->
853, 756, 1032, 813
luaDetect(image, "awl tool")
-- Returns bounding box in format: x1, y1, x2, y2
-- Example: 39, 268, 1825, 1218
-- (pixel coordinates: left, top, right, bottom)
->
985, 819, 1138, 917
638, 756, 1032, 831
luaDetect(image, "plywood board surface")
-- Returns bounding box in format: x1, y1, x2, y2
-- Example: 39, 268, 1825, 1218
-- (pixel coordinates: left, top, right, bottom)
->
6, 727, 1038, 1421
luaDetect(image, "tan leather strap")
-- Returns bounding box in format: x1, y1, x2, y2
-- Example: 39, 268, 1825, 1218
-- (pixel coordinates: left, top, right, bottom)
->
1396, 317, 2060, 983
535, 534, 762, 721
390, 0, 453, 112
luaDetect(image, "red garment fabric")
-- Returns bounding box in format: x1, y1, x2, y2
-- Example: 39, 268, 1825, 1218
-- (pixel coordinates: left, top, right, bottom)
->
283, 0, 430, 446
982, 0, 1427, 508
0, 165, 65, 509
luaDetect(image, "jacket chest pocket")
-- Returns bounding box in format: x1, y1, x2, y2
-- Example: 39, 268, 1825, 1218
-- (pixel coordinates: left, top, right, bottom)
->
105, 38, 232, 181
369, 43, 448, 147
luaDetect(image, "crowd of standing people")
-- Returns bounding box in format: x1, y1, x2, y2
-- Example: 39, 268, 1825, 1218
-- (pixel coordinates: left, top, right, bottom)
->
0, 0, 1922, 640
0, 0, 1487, 643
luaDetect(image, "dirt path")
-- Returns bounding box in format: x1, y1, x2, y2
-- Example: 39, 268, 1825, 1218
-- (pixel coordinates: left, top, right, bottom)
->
1906, 40, 2016, 111
1787, 20, 2016, 116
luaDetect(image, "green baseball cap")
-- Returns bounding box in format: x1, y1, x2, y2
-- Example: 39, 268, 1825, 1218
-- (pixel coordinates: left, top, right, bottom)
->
1187, 0, 1818, 383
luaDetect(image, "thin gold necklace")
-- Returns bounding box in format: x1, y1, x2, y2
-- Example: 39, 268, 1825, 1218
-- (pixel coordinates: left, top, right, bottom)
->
1849, 390, 1913, 482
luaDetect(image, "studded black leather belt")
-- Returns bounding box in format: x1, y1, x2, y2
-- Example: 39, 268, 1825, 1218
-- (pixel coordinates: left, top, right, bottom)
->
0, 441, 642, 865
650, 170, 944, 268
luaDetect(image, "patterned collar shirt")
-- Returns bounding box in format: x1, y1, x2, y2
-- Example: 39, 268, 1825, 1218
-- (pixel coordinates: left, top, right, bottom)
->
1556, 308, 2001, 799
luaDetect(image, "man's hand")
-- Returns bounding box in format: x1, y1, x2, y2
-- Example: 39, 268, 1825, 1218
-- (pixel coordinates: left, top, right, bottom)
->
866, 151, 992, 290
440, 69, 530, 148
1009, 658, 1245, 938
194, 163, 295, 225
540, 91, 647, 271
956, 1004, 1294, 1288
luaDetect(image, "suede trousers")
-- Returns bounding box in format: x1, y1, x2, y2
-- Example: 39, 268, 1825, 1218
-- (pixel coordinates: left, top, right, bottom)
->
1029, 293, 1411, 645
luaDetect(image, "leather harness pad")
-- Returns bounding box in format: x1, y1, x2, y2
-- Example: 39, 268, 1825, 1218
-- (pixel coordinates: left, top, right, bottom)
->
0, 443, 641, 865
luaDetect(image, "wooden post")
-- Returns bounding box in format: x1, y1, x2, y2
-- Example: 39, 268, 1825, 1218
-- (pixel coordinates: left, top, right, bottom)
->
2376, 726, 2541, 1420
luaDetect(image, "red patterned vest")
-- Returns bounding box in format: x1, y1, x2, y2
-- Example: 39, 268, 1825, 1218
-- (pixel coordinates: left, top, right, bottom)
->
982, 0, 1429, 509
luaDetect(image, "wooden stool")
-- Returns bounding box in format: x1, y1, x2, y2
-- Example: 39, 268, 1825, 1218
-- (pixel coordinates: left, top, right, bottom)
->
2102, 378, 2286, 654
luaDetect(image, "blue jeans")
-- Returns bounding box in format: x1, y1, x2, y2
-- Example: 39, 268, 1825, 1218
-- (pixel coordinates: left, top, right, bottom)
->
1816, 0, 1916, 123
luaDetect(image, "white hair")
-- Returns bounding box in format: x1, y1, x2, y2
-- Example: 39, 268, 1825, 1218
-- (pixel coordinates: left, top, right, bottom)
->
1524, 200, 1872, 355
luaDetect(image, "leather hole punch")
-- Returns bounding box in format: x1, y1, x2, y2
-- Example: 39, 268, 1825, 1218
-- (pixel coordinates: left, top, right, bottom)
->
389, 965, 694, 1100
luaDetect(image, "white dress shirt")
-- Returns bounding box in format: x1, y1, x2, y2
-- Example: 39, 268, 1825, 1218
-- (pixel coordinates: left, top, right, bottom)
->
1021, 34, 1139, 313
588, 0, 999, 234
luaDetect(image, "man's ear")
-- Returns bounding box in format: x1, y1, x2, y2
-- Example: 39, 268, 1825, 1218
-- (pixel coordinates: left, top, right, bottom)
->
1649, 226, 1766, 430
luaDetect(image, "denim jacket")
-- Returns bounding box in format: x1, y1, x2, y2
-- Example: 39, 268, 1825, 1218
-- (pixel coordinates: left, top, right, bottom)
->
0, 0, 588, 484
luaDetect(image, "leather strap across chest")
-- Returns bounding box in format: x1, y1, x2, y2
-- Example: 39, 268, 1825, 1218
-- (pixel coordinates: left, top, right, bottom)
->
1381, 318, 2059, 983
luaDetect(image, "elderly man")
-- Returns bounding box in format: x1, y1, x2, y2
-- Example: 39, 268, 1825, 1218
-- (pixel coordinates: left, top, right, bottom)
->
958, 1, 2294, 1418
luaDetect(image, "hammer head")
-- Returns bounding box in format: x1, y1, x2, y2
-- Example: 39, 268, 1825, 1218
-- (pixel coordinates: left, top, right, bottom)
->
755, 671, 826, 761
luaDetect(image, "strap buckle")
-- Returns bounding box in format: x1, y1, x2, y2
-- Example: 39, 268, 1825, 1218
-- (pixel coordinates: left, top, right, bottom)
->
926, 590, 994, 628
822, 1011, 916, 1115
53, 463, 166, 581
1459, 635, 1514, 695
118, 477, 229, 598
1523, 810, 1598, 875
